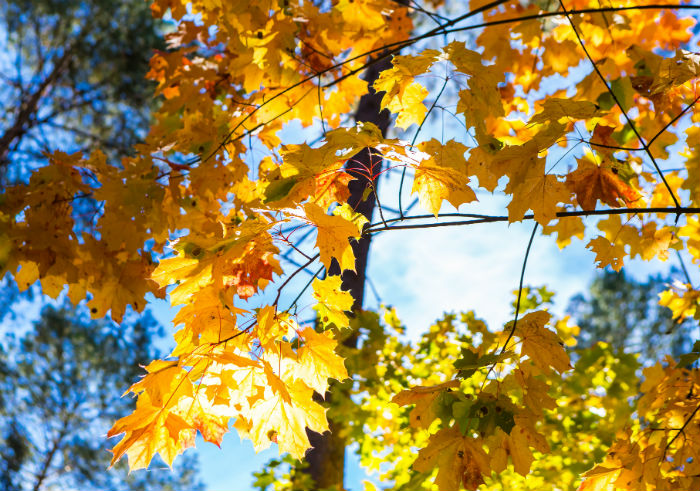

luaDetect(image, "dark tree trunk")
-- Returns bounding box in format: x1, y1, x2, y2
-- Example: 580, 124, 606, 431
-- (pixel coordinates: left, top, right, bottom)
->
303, 57, 391, 490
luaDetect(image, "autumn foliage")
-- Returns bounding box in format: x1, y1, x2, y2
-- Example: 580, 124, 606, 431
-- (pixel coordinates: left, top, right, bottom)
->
2, 0, 700, 489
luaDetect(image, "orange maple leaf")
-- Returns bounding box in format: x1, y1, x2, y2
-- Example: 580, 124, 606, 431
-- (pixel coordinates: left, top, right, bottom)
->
566, 158, 641, 210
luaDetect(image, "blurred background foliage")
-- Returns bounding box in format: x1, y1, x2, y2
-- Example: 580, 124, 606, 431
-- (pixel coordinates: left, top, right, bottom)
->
0, 0, 164, 185
0, 1, 203, 489
0, 299, 203, 491
251, 268, 694, 491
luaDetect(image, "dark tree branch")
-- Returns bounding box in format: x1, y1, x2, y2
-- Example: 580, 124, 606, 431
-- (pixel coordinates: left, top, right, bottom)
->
364, 206, 700, 234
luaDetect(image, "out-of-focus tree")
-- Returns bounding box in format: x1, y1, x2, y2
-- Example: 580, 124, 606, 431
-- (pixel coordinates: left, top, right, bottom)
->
568, 270, 695, 361
0, 305, 204, 491
0, 0, 163, 184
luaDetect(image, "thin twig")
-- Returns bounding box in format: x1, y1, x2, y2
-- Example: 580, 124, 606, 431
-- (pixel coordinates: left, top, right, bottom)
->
500, 223, 539, 354
647, 94, 700, 149
273, 253, 320, 307
664, 403, 700, 460
399, 75, 450, 217
285, 266, 325, 314
675, 249, 694, 287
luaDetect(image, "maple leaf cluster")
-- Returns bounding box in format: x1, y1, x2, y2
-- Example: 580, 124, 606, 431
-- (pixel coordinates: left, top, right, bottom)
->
1, 0, 700, 489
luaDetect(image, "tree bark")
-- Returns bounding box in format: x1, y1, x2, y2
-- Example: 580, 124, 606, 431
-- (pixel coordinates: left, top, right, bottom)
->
304, 57, 390, 491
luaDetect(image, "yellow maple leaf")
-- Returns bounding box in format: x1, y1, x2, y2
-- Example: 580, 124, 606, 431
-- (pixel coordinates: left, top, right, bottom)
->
513, 310, 571, 374
266, 143, 345, 207
650, 49, 700, 94
681, 126, 700, 205
256, 305, 296, 349
578, 435, 644, 491
596, 214, 640, 254
152, 220, 279, 305
393, 82, 429, 129
15, 261, 39, 291
528, 98, 601, 124
177, 391, 233, 447
679, 216, 700, 264
505, 426, 535, 476
542, 216, 586, 249
506, 157, 571, 224
247, 379, 328, 459
412, 139, 477, 217
108, 394, 195, 470
332, 202, 369, 233
413, 427, 490, 491
391, 379, 460, 429
467, 145, 510, 192
171, 286, 247, 348
373, 50, 438, 129
649, 171, 684, 209
446, 41, 504, 142
637, 222, 673, 261
83, 248, 159, 322
578, 465, 622, 491
263, 359, 292, 403
514, 368, 556, 417
312, 275, 354, 328
587, 236, 625, 272
127, 360, 192, 407
305, 202, 361, 272
295, 327, 349, 394
152, 255, 209, 306
659, 284, 700, 322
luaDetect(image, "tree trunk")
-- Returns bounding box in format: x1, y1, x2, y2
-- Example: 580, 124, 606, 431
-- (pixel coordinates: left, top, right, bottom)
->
304, 57, 391, 491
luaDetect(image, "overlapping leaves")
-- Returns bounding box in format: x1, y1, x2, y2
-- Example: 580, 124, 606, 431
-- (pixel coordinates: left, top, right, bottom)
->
0, 0, 699, 487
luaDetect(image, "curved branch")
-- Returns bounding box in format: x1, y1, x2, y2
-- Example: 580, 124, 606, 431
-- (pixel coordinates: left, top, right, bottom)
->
364, 206, 700, 234
500, 222, 538, 355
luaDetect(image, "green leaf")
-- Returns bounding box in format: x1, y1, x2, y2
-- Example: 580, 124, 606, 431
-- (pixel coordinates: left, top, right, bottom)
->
463, 397, 515, 435
612, 123, 636, 146
454, 348, 511, 379
596, 78, 634, 112
596, 92, 615, 111
264, 177, 298, 203
452, 399, 475, 435
611, 77, 635, 112
432, 390, 457, 423
675, 340, 700, 368
675, 352, 700, 368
